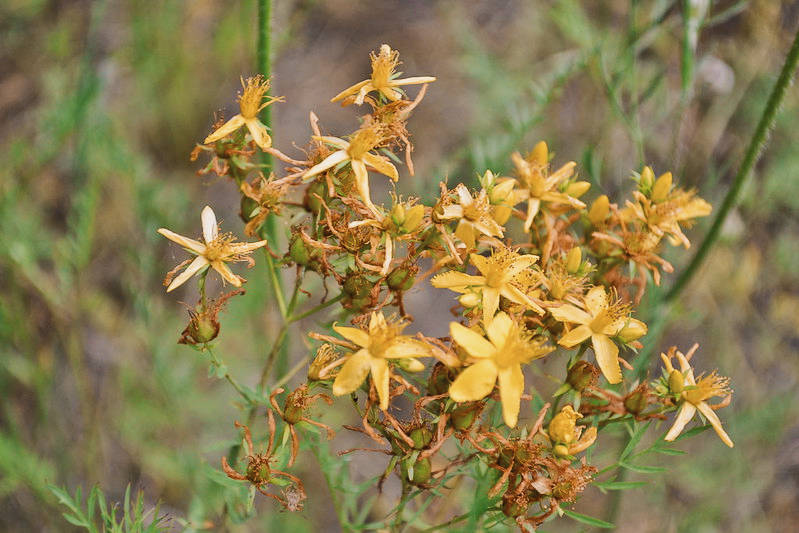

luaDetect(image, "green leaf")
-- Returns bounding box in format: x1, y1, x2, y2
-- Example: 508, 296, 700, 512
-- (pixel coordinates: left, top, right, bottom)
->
673, 423, 711, 441
620, 421, 651, 461
619, 461, 665, 474
562, 508, 615, 528
593, 480, 647, 491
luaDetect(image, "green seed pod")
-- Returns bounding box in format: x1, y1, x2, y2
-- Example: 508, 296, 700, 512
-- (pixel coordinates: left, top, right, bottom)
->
451, 403, 479, 431
566, 361, 598, 392
502, 498, 527, 518
288, 234, 311, 266
186, 313, 220, 344
342, 273, 372, 299
401, 456, 432, 485
427, 363, 453, 396
624, 387, 649, 415
240, 195, 259, 222
387, 266, 416, 291
284, 404, 304, 425
304, 180, 328, 215
409, 427, 433, 450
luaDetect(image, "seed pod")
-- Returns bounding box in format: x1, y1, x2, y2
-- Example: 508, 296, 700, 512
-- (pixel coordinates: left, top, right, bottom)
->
427, 363, 453, 396
401, 456, 432, 485
387, 265, 416, 291
303, 180, 328, 215
566, 361, 599, 392
284, 404, 304, 425
342, 272, 372, 299
451, 402, 480, 431
502, 497, 527, 518
409, 427, 433, 449
288, 234, 311, 266
240, 195, 259, 222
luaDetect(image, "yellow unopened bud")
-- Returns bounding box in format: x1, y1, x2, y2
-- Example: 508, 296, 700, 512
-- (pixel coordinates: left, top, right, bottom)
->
651, 172, 672, 203
390, 203, 406, 225
552, 444, 570, 458
397, 358, 425, 372
588, 194, 610, 225
566, 180, 590, 198
530, 141, 548, 166
668, 369, 685, 395
565, 247, 582, 274
640, 166, 655, 189
459, 293, 480, 308
617, 318, 647, 342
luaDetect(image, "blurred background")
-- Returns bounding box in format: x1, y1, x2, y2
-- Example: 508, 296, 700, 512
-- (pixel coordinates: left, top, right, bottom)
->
1, 0, 798, 531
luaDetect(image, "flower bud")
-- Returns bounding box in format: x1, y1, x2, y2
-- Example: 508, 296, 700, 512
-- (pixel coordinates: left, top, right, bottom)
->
548, 405, 581, 444
617, 319, 647, 343
651, 172, 672, 203
588, 194, 610, 225
566, 180, 591, 198
552, 443, 570, 458
565, 247, 582, 274
566, 361, 598, 392
396, 358, 425, 372
668, 369, 685, 395
639, 166, 655, 190
458, 293, 480, 308
530, 141, 548, 166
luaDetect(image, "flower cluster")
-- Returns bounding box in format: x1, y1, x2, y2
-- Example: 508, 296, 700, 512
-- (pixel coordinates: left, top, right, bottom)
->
158, 44, 734, 530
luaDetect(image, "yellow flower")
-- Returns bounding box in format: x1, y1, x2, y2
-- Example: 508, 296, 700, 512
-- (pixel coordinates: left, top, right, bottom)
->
204, 76, 283, 150
623, 168, 712, 248
511, 141, 587, 232
448, 312, 553, 427
432, 246, 544, 324
158, 206, 267, 292
332, 312, 431, 410
331, 44, 436, 105
547, 405, 598, 457
549, 286, 647, 384
478, 170, 519, 225
661, 345, 733, 447
302, 124, 398, 214
437, 184, 504, 249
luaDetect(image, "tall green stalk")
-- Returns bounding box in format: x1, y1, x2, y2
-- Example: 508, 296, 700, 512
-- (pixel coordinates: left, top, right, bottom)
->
666, 27, 799, 302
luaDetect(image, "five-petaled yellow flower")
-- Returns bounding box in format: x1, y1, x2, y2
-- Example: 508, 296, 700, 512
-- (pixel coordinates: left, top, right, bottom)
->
549, 285, 647, 384
437, 184, 504, 249
662, 345, 733, 447
303, 124, 398, 214
448, 312, 553, 428
331, 44, 436, 106
624, 169, 712, 248
432, 246, 544, 324
158, 206, 266, 292
332, 312, 431, 410
204, 75, 283, 150
512, 141, 587, 232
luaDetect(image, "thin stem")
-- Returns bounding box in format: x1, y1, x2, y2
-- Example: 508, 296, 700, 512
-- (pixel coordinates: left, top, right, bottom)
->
263, 249, 287, 318
666, 27, 799, 302
289, 293, 344, 324
206, 345, 252, 404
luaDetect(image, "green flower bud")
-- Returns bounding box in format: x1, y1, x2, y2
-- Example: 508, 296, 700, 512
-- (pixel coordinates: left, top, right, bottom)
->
387, 266, 416, 291
409, 427, 433, 449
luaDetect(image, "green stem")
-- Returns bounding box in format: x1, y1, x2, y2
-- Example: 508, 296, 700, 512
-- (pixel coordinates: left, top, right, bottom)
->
263, 250, 287, 318
666, 27, 799, 302
206, 345, 251, 404
289, 293, 344, 324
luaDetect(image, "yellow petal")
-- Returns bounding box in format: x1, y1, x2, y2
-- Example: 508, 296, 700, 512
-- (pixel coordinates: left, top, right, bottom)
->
383, 338, 432, 359
158, 228, 206, 256
592, 334, 621, 384
450, 322, 495, 359
481, 287, 500, 325
497, 365, 524, 428
302, 150, 349, 181
245, 118, 272, 150
201, 205, 218, 243
332, 324, 370, 348
370, 357, 390, 410
485, 311, 512, 348
166, 256, 209, 292
362, 152, 399, 181
530, 141, 548, 166
664, 402, 697, 442
523, 198, 540, 232
212, 261, 242, 287
506, 254, 538, 277
696, 401, 734, 448
330, 79, 371, 103
584, 286, 608, 316
469, 254, 491, 276
332, 349, 371, 396
390, 76, 437, 86
350, 159, 375, 210
313, 135, 350, 150
454, 220, 476, 249
431, 271, 486, 289
204, 114, 246, 144
449, 359, 498, 402
549, 304, 591, 326
558, 324, 592, 347
501, 285, 545, 314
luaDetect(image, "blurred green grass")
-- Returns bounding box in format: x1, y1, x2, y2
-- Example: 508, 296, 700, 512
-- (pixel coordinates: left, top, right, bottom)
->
1, 0, 798, 531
